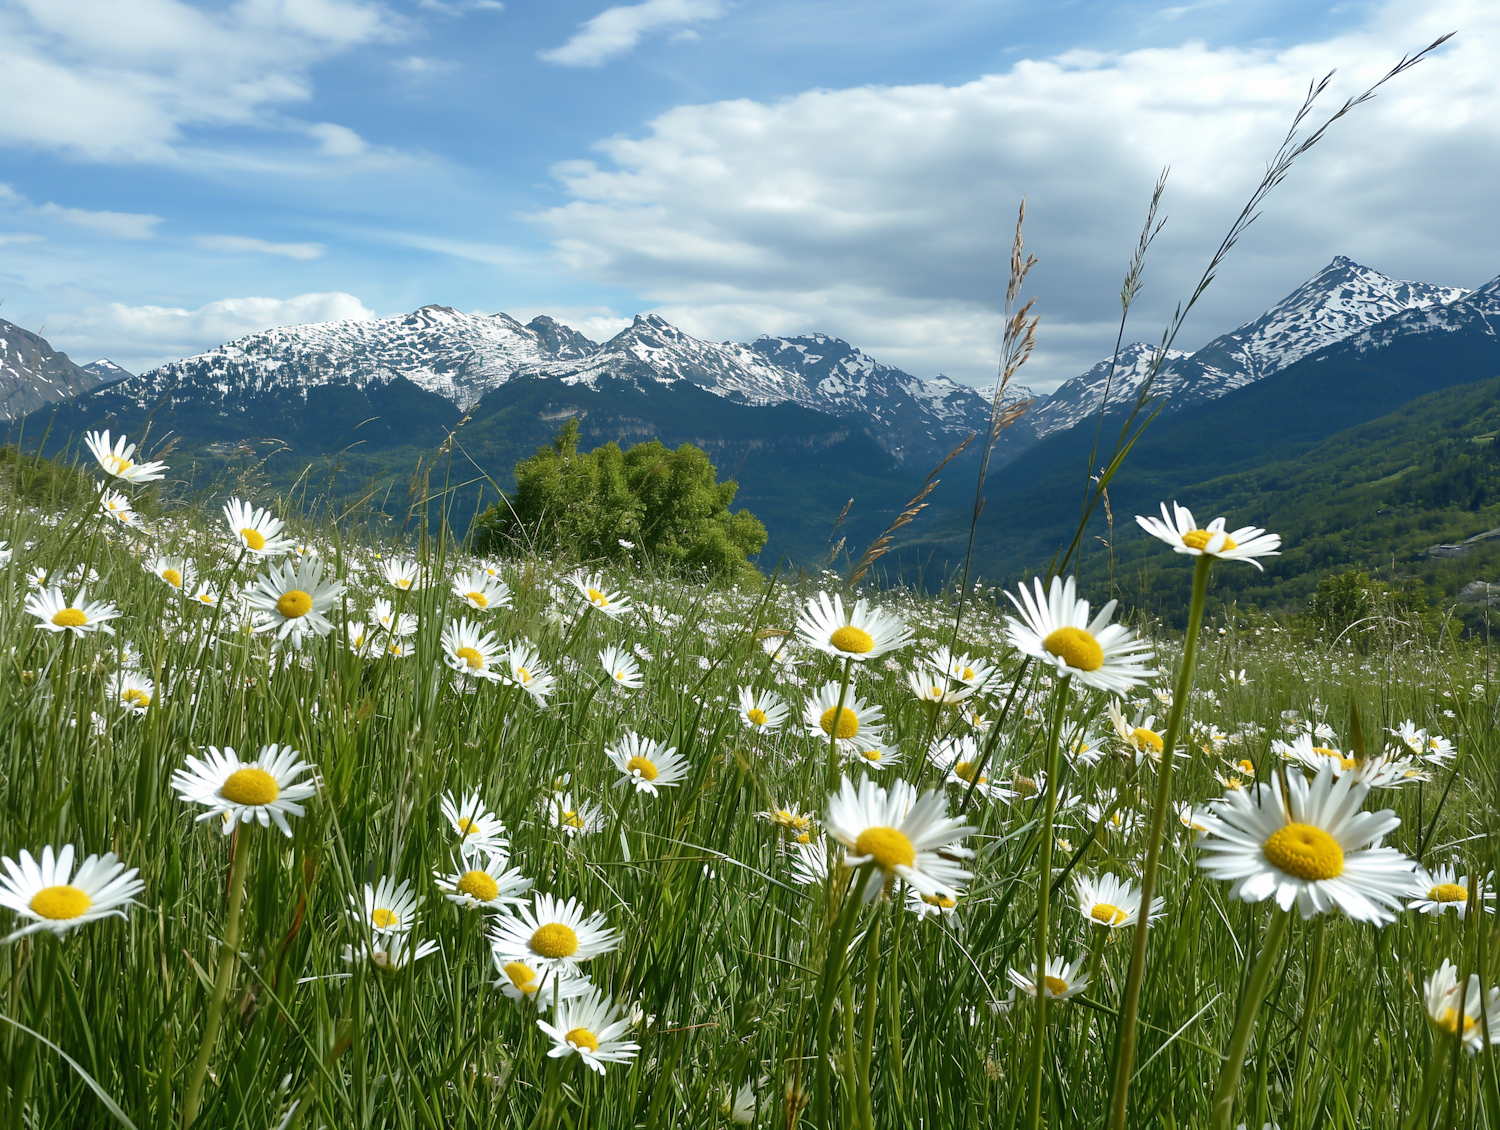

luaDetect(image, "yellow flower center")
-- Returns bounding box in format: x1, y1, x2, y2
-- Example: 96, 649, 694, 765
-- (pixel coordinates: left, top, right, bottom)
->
162, 568, 183, 587
1432, 883, 1469, 904
105, 455, 133, 474
1041, 626, 1104, 672
853, 826, 916, 870
626, 755, 659, 781
122, 688, 151, 707
51, 608, 88, 628
397, 577, 412, 589
922, 894, 957, 908
1262, 822, 1344, 881
530, 923, 580, 959
220, 767, 280, 806
565, 1027, 600, 1052
1043, 976, 1070, 996
1091, 903, 1128, 926
1236, 759, 1254, 774
861, 749, 883, 761
503, 961, 538, 992
198, 592, 215, 604
29, 884, 92, 920
819, 706, 859, 740
276, 589, 313, 619
240, 528, 266, 551
961, 666, 976, 680
466, 591, 488, 608
1132, 728, 1164, 753
586, 587, 607, 606
1439, 1007, 1480, 1038
953, 760, 986, 784
562, 810, 585, 829
829, 625, 874, 654
747, 707, 768, 725
1181, 528, 1238, 552
457, 870, 499, 902
516, 666, 532, 683
372, 908, 400, 929
455, 646, 484, 669
456, 816, 481, 837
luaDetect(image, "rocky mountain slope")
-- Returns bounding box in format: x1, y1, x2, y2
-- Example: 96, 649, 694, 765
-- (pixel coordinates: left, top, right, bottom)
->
0, 319, 111, 421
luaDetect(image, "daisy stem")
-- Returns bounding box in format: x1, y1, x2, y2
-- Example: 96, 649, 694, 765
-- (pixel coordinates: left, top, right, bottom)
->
815, 866, 873, 1130
526, 1056, 566, 1130
1107, 551, 1212, 1130
827, 658, 853, 795
855, 898, 883, 1130
1291, 914, 1327, 1126
1026, 672, 1071, 1130
182, 826, 253, 1128
1071, 924, 1111, 1080
1209, 905, 1290, 1130
1404, 1032, 1453, 1130
7, 935, 60, 1130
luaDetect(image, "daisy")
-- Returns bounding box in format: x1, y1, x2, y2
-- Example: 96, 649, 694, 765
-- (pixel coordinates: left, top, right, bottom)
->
1135, 501, 1281, 570
243, 557, 344, 647
1194, 763, 1415, 922
1073, 872, 1164, 929
383, 558, 424, 592
1425, 960, 1500, 1053
100, 488, 142, 527
1108, 700, 1166, 765
25, 586, 121, 636
451, 568, 512, 612
84, 429, 167, 484
905, 664, 975, 705
568, 571, 632, 619
906, 887, 961, 920
537, 987, 641, 1075
223, 498, 291, 556
498, 640, 556, 704
786, 838, 836, 887
928, 735, 1013, 802
439, 790, 509, 858
824, 776, 975, 901
1062, 721, 1106, 768
1424, 733, 1456, 766
1409, 862, 1493, 918
928, 646, 996, 692
346, 621, 375, 656
599, 645, 643, 690
171, 744, 317, 836
758, 803, 817, 842
547, 792, 606, 838
0, 845, 145, 943
355, 877, 420, 936
441, 619, 505, 680
434, 855, 532, 913
343, 932, 439, 972
190, 582, 220, 607
795, 592, 911, 662
803, 682, 891, 759
492, 952, 592, 1005
605, 731, 689, 796
145, 555, 192, 592
1004, 576, 1155, 695
370, 598, 417, 637
107, 669, 155, 714
1008, 956, 1089, 1001
737, 686, 789, 732
490, 892, 620, 976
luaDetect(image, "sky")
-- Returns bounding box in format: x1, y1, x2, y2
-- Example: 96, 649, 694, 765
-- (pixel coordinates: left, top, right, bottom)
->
0, 0, 1496, 391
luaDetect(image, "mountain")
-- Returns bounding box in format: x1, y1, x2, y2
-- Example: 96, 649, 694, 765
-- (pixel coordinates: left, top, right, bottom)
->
0, 319, 113, 421
82, 359, 134, 385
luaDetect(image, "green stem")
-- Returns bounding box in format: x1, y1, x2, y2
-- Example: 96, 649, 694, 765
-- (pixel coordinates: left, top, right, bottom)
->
526, 1056, 567, 1130
1291, 915, 1326, 1127
827, 658, 854, 795
1107, 552, 1213, 1130
1209, 906, 1291, 1130
182, 828, 253, 1127
1070, 924, 1112, 1082
855, 900, 883, 1130
1026, 673, 1071, 1130
7, 936, 60, 1130
1405, 1032, 1454, 1130
814, 866, 873, 1130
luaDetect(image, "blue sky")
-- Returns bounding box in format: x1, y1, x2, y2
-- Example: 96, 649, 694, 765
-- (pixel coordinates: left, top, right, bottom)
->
1, 0, 1496, 388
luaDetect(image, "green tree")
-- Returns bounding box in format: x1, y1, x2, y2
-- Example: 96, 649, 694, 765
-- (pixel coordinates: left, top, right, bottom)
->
470, 419, 768, 584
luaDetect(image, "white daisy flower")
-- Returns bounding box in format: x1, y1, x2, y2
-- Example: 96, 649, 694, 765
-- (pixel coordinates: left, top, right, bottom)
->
1409, 862, 1493, 918
1424, 733, 1456, 766
25, 586, 121, 636
599, 645, 643, 690
190, 582, 220, 607
498, 640, 555, 704
145, 555, 192, 592
1107, 700, 1167, 765
1194, 763, 1416, 923
1273, 732, 1356, 776
0, 845, 145, 943
1073, 872, 1163, 929
489, 892, 620, 976
1135, 501, 1281, 570
928, 645, 996, 691
434, 855, 532, 912
491, 953, 592, 1005
223, 498, 291, 556
452, 568, 512, 612
906, 887, 961, 920
795, 592, 911, 662
84, 429, 166, 484
785, 838, 836, 887
757, 803, 818, 841
1004, 576, 1155, 695
803, 681, 892, 761
343, 932, 439, 972
547, 792, 605, 838
1425, 960, 1500, 1053
1008, 956, 1089, 1001
605, 731, 689, 796
441, 619, 505, 680
107, 668, 155, 714
928, 735, 1013, 802
369, 598, 417, 637
383, 558, 424, 592
438, 790, 510, 858
345, 621, 375, 656
824, 776, 975, 900
537, 987, 641, 1075
568, 571, 632, 618
737, 686, 789, 732
904, 665, 975, 705
100, 487, 142, 527
355, 877, 420, 935
243, 557, 344, 647
171, 744, 316, 836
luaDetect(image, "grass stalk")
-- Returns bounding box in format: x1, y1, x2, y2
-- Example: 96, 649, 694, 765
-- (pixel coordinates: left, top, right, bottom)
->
1209, 906, 1291, 1130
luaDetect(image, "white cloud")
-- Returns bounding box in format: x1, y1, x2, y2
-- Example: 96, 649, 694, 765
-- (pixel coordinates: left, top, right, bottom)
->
540, 0, 726, 67
50, 292, 376, 372
195, 235, 325, 260
418, 0, 503, 13
534, 0, 1500, 387
393, 55, 461, 78
0, 0, 395, 162
32, 202, 162, 240
306, 122, 369, 157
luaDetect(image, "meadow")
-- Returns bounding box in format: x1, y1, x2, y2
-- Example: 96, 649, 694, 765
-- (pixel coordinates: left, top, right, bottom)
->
0, 431, 1497, 1130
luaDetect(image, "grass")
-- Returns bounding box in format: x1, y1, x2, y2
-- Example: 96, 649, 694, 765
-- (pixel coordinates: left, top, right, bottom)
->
1, 454, 1499, 1130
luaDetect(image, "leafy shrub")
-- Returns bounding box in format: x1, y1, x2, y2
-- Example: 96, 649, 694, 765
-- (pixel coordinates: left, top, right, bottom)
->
1303, 568, 1438, 646
470, 419, 767, 584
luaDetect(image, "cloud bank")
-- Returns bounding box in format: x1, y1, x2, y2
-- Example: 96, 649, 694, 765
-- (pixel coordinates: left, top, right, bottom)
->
540, 0, 726, 67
